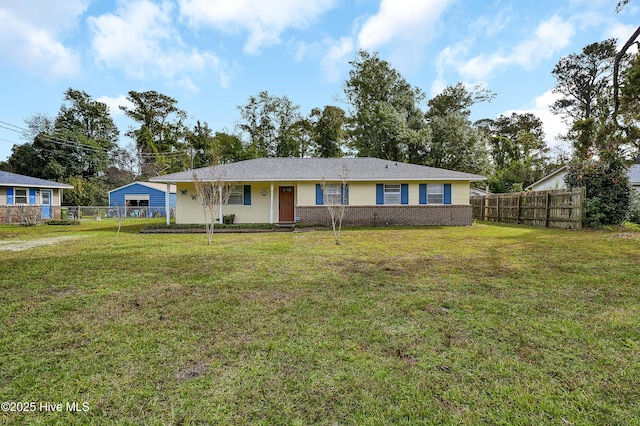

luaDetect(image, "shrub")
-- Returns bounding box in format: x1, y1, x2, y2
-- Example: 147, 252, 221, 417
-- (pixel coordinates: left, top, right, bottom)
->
565, 159, 632, 227
628, 191, 640, 224
45, 219, 81, 226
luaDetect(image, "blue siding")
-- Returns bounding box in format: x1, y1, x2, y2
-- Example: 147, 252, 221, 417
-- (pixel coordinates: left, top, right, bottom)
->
109, 183, 176, 216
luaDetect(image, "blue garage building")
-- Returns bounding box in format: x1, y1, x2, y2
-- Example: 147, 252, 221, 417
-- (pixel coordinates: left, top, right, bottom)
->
108, 182, 176, 218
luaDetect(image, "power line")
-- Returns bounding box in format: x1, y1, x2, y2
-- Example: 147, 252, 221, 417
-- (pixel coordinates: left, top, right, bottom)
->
1, 118, 195, 161
0, 137, 20, 145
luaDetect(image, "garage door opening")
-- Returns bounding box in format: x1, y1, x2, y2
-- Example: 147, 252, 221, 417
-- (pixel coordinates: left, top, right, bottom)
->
125, 195, 150, 217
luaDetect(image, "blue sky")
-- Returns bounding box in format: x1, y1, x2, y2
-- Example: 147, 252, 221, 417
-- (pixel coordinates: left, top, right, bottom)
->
0, 0, 638, 162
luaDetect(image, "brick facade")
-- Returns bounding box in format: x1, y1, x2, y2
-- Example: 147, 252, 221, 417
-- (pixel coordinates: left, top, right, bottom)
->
296, 205, 473, 227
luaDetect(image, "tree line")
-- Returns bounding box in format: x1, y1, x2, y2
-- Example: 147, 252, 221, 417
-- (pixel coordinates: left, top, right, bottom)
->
1, 27, 639, 226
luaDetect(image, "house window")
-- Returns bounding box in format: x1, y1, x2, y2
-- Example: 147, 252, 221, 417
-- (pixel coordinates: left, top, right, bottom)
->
324, 184, 342, 205
228, 186, 244, 205
427, 184, 444, 204
14, 189, 28, 205
419, 183, 451, 205
384, 184, 401, 205
316, 184, 348, 205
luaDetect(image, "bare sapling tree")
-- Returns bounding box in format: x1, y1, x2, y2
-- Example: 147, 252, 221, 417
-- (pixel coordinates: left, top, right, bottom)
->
192, 171, 231, 245
321, 165, 349, 244
114, 203, 126, 240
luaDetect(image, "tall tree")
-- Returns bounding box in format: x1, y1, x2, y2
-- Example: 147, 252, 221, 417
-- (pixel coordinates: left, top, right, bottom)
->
185, 121, 217, 169
477, 112, 551, 192
551, 39, 618, 124
120, 90, 188, 175
423, 83, 492, 174
235, 91, 302, 157
2, 89, 119, 182
309, 106, 347, 157
426, 83, 494, 119
620, 51, 640, 140
213, 132, 253, 163
55, 88, 119, 178
552, 40, 635, 226
343, 50, 427, 161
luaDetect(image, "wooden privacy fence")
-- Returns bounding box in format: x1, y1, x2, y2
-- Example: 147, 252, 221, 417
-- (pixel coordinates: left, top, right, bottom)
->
470, 187, 586, 229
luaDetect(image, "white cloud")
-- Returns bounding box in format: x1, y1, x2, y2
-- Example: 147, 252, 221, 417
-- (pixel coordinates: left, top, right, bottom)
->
320, 37, 355, 82
606, 23, 640, 53
177, 77, 200, 94
0, 0, 86, 78
357, 0, 454, 50
88, 0, 229, 88
178, 0, 336, 54
470, 8, 512, 37
96, 95, 134, 117
460, 15, 575, 81
293, 36, 354, 82
432, 42, 471, 96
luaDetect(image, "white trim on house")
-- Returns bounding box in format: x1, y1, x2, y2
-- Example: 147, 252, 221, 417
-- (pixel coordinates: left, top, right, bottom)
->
14, 188, 28, 205
108, 181, 176, 194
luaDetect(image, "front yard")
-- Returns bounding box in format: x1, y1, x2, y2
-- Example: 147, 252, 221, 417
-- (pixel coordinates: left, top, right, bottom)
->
0, 220, 639, 424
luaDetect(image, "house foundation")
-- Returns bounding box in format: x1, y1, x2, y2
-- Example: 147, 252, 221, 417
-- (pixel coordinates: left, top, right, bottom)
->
296, 205, 473, 227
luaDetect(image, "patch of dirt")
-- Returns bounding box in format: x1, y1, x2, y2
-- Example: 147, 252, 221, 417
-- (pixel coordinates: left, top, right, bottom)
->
613, 232, 640, 239
0, 236, 81, 251
176, 363, 209, 381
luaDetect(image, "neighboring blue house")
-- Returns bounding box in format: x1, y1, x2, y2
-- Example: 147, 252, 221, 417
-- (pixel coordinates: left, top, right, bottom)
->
108, 182, 176, 218
1, 170, 73, 223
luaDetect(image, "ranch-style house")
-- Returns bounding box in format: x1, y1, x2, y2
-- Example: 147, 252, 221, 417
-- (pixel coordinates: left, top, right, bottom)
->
150, 157, 486, 227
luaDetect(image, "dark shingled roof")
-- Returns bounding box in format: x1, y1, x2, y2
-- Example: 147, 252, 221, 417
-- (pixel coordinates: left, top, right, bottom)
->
0, 171, 73, 188
150, 157, 486, 183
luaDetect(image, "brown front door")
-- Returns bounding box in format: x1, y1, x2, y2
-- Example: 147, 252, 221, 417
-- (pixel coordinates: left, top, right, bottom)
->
279, 186, 295, 222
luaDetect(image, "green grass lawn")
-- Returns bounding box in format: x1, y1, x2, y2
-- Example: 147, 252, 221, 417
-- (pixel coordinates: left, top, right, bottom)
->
1, 219, 639, 425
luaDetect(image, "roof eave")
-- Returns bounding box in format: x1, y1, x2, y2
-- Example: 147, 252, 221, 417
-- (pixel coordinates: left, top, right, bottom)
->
151, 177, 487, 183
0, 183, 74, 189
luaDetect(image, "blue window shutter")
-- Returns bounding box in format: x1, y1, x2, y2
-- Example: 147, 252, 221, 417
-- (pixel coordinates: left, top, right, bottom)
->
7, 188, 13, 205
376, 184, 384, 205
316, 184, 324, 205
243, 185, 251, 205
444, 184, 452, 204
401, 184, 408, 205
419, 184, 427, 204
29, 189, 36, 205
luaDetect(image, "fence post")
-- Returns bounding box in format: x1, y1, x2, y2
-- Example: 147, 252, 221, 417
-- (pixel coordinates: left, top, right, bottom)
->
544, 192, 550, 228
516, 192, 521, 224
578, 187, 586, 230
483, 193, 488, 221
